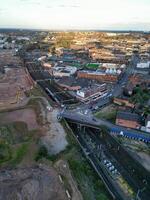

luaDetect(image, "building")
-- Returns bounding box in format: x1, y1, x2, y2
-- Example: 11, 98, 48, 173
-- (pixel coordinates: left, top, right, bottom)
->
136, 62, 150, 69
76, 83, 107, 102
77, 70, 119, 82
52, 66, 77, 77
56, 77, 91, 91
116, 111, 141, 129
113, 97, 135, 108
145, 115, 150, 133
42, 62, 53, 69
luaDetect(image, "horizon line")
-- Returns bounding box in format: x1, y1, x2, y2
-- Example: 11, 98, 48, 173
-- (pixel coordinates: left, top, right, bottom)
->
0, 27, 149, 33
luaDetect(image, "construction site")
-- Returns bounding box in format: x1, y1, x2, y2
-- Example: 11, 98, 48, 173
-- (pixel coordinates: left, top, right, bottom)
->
0, 50, 34, 109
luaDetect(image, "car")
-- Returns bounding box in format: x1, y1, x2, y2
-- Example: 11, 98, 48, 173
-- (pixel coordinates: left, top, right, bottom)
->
46, 106, 51, 111
92, 118, 97, 122
84, 110, 88, 115
103, 160, 108, 165
106, 162, 112, 167
109, 166, 115, 171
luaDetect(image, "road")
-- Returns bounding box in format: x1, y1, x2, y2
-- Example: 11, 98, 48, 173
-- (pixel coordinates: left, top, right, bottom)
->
60, 109, 150, 142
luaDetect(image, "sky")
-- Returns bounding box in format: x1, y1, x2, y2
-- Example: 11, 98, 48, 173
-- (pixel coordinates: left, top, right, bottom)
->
0, 0, 150, 30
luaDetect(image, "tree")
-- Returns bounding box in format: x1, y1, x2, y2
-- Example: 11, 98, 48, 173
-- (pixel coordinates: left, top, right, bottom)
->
99, 125, 110, 138
7, 36, 12, 43
51, 46, 56, 54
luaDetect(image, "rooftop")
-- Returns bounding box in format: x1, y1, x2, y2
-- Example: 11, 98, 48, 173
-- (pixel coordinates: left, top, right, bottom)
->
117, 111, 140, 122
57, 77, 98, 88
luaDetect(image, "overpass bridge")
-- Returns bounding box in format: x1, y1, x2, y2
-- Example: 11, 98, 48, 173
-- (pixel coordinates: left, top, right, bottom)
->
59, 110, 150, 143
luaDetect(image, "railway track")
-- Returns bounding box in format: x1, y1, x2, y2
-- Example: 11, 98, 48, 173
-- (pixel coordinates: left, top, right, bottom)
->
25, 62, 78, 105
67, 121, 150, 200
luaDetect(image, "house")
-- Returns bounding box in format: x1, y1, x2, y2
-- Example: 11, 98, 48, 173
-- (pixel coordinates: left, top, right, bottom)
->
116, 111, 141, 129
113, 97, 135, 108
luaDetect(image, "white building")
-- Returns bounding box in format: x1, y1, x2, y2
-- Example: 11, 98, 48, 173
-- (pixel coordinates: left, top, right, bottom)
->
137, 62, 150, 69
53, 66, 77, 77
76, 83, 107, 102
145, 115, 150, 133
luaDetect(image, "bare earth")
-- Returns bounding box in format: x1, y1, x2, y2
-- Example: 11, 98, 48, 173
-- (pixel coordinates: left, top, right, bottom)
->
55, 160, 83, 200
41, 109, 68, 155
0, 108, 39, 130
0, 164, 68, 200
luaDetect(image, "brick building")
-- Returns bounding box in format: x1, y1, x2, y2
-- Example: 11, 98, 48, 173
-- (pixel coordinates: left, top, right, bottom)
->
113, 97, 135, 108
116, 111, 141, 129
77, 70, 119, 82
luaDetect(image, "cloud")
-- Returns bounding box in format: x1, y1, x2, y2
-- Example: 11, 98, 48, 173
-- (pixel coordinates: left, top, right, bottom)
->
19, 0, 41, 5
57, 4, 80, 8
0, 8, 6, 14
45, 3, 80, 9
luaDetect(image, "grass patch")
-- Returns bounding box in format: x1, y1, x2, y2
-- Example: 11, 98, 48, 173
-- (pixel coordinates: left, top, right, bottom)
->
0, 141, 11, 164
25, 85, 47, 97
10, 142, 29, 166
35, 145, 48, 161
95, 107, 117, 123
0, 122, 29, 144
65, 149, 111, 200
86, 63, 100, 70
0, 122, 38, 167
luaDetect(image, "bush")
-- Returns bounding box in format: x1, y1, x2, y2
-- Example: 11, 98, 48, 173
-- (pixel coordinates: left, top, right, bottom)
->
0, 142, 11, 163
35, 146, 48, 161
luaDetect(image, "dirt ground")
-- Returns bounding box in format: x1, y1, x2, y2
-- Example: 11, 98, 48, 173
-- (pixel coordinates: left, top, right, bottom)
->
0, 50, 33, 109
41, 109, 68, 155
0, 108, 39, 130
55, 160, 83, 200
0, 164, 68, 200
0, 49, 22, 67
0, 68, 33, 106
